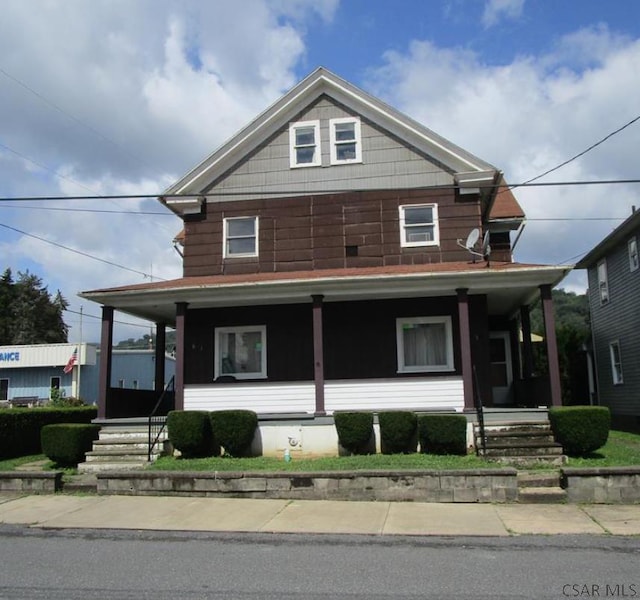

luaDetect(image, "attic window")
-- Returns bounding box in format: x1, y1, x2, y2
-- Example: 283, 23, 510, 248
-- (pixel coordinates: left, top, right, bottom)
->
330, 117, 362, 164
223, 216, 259, 258
289, 120, 321, 168
399, 204, 439, 248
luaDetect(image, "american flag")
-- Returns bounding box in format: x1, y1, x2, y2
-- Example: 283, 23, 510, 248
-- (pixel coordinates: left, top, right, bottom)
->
63, 348, 77, 374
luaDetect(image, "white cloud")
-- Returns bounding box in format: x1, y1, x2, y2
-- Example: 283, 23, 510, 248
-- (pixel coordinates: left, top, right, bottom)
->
482, 0, 525, 28
365, 25, 640, 292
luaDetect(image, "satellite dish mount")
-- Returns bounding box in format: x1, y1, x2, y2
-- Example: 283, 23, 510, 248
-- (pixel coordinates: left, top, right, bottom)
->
457, 228, 491, 266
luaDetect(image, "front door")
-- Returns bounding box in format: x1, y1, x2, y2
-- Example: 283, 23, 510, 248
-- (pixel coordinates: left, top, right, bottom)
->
490, 332, 513, 405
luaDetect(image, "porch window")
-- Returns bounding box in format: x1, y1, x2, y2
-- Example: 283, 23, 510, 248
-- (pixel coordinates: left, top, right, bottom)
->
289, 120, 321, 168
223, 216, 259, 258
609, 340, 623, 385
215, 325, 267, 380
399, 204, 439, 247
396, 316, 454, 373
597, 259, 609, 304
329, 117, 362, 164
629, 237, 638, 272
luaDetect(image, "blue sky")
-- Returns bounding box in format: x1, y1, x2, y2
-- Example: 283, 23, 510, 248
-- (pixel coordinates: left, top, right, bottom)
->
0, 0, 639, 343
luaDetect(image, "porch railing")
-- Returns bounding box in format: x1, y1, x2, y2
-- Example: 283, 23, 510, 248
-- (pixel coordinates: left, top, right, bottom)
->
473, 366, 487, 456
147, 376, 175, 462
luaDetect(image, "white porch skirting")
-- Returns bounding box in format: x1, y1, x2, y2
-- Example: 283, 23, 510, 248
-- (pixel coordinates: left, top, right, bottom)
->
184, 376, 464, 414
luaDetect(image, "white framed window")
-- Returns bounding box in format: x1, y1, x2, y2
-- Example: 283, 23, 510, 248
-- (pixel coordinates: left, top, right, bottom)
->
399, 204, 439, 247
329, 117, 362, 164
223, 216, 259, 258
289, 120, 321, 168
597, 259, 609, 304
609, 340, 623, 385
628, 237, 638, 272
396, 316, 454, 373
215, 325, 267, 380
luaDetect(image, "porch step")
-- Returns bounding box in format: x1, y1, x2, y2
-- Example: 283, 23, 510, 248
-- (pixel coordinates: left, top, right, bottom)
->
517, 471, 567, 503
77, 419, 169, 474
475, 421, 566, 466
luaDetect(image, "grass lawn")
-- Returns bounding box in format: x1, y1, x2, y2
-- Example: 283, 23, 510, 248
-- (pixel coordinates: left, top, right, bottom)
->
149, 430, 640, 472
0, 454, 47, 471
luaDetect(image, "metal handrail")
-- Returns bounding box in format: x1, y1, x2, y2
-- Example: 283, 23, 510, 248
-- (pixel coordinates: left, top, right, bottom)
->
147, 376, 175, 461
473, 365, 487, 456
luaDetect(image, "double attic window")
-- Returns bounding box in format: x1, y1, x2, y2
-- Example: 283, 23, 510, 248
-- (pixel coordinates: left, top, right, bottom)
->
289, 117, 362, 168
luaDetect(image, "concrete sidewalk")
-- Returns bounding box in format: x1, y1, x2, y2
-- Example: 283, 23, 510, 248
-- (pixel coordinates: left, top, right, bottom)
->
1, 493, 640, 536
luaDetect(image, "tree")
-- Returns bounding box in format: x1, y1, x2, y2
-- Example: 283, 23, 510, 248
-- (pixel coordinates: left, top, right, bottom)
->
0, 269, 69, 345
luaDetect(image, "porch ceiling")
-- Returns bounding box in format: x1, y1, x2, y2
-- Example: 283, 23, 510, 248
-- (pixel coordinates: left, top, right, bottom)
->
80, 261, 572, 325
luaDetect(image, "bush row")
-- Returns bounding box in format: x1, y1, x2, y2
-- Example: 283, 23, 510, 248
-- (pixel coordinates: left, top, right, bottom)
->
334, 411, 468, 456
41, 424, 101, 466
167, 410, 258, 458
0, 407, 98, 459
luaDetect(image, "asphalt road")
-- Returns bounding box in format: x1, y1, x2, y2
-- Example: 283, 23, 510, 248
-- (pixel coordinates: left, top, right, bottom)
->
0, 527, 639, 599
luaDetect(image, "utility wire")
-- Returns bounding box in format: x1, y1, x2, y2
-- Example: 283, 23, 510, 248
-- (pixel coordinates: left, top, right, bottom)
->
64, 307, 171, 329
0, 221, 164, 280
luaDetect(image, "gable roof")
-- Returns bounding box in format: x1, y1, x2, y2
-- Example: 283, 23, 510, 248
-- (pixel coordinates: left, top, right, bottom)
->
576, 209, 640, 268
161, 67, 499, 207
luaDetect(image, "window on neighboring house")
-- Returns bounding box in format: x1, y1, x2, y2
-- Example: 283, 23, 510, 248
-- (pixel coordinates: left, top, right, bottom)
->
399, 204, 439, 247
329, 117, 362, 164
223, 216, 259, 258
215, 325, 267, 380
597, 259, 609, 304
132, 379, 139, 390
396, 316, 454, 373
629, 237, 639, 272
50, 377, 60, 397
117, 379, 125, 388
0, 379, 8, 402
289, 120, 321, 168
609, 340, 623, 385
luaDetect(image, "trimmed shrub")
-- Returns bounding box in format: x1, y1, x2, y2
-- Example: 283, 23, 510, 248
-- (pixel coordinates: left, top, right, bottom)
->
166, 411, 216, 458
0, 406, 98, 459
334, 412, 374, 455
418, 414, 468, 455
378, 411, 417, 454
209, 410, 258, 457
41, 423, 101, 466
549, 406, 611, 456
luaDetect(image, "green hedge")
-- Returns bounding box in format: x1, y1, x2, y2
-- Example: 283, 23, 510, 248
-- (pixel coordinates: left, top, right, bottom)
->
334, 412, 374, 455
166, 411, 216, 458
418, 414, 468, 455
0, 407, 98, 459
210, 410, 258, 457
41, 423, 101, 466
378, 411, 417, 454
549, 406, 611, 456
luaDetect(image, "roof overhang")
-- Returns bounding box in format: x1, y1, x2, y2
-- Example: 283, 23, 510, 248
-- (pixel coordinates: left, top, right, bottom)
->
80, 263, 572, 326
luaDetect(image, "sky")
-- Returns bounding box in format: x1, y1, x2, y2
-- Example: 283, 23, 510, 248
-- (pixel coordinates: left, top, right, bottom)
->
1, 0, 639, 344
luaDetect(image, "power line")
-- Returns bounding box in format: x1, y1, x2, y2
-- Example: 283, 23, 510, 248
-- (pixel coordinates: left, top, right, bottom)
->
0, 204, 172, 216
0, 221, 164, 280
64, 307, 170, 329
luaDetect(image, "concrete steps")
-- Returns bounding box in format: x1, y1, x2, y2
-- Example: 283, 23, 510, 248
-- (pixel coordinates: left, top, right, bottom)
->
517, 471, 567, 503
475, 421, 566, 466
78, 421, 168, 474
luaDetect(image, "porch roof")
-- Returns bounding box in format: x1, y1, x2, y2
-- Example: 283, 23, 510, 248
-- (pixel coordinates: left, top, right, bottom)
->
80, 261, 571, 325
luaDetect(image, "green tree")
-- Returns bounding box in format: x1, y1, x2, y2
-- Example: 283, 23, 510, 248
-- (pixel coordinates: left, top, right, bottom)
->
0, 269, 69, 345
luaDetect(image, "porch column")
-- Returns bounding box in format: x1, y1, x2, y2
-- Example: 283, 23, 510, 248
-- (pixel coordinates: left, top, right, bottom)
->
311, 294, 325, 416
456, 288, 474, 410
540, 284, 562, 406
520, 305, 534, 378
154, 322, 166, 393
174, 303, 188, 411
97, 306, 114, 419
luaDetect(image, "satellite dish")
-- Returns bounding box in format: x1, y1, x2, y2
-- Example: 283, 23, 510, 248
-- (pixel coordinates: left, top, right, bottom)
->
465, 228, 480, 250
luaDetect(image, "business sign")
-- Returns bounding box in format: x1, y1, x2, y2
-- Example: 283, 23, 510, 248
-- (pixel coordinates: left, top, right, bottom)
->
0, 344, 96, 369
0, 351, 20, 363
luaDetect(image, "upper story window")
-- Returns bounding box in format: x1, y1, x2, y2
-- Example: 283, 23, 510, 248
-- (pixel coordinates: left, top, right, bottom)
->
223, 216, 259, 258
396, 316, 454, 373
609, 340, 623, 385
289, 120, 321, 168
597, 259, 609, 304
399, 204, 439, 248
329, 117, 362, 164
215, 325, 267, 380
628, 237, 638, 272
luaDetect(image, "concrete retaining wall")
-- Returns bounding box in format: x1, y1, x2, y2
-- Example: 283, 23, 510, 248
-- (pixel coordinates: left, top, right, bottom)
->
562, 467, 640, 503
0, 471, 62, 493
96, 469, 518, 503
